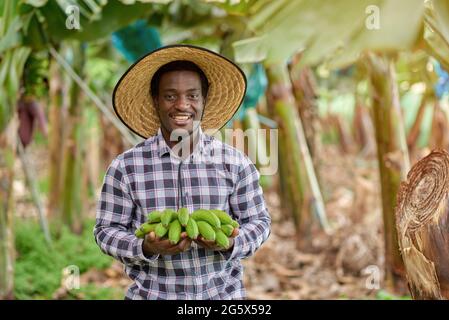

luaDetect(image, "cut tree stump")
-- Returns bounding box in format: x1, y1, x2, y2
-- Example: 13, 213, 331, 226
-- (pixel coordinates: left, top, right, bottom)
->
396, 149, 449, 299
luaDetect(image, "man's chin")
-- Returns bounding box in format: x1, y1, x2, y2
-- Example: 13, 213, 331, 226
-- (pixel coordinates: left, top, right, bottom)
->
169, 126, 193, 141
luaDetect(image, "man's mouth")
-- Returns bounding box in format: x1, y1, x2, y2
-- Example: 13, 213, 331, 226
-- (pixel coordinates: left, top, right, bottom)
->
169, 113, 194, 125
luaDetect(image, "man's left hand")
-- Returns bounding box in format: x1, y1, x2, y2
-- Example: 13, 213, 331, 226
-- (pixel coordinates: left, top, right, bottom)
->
194, 227, 239, 251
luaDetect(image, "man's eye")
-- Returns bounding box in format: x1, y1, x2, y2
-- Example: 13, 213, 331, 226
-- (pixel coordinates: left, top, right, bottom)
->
189, 94, 199, 100
165, 95, 176, 100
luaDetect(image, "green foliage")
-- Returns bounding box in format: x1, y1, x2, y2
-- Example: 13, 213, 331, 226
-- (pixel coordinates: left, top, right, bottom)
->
85, 52, 123, 92
37, 0, 153, 42
37, 175, 49, 196
320, 128, 339, 145
14, 219, 113, 299
233, 0, 425, 67
375, 289, 412, 300
424, 0, 449, 72
0, 0, 32, 132
33, 129, 47, 146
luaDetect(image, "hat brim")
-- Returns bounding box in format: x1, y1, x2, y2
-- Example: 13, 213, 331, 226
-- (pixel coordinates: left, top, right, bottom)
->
112, 45, 247, 139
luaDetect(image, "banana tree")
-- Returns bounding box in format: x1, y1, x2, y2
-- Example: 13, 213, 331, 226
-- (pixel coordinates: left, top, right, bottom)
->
57, 42, 87, 234
0, 0, 31, 300
364, 52, 409, 292
231, 0, 439, 294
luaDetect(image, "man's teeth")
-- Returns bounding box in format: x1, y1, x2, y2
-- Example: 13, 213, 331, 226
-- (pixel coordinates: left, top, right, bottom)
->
173, 115, 191, 120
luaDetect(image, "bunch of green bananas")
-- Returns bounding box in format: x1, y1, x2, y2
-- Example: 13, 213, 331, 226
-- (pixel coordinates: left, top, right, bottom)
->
135, 208, 239, 249
23, 51, 49, 98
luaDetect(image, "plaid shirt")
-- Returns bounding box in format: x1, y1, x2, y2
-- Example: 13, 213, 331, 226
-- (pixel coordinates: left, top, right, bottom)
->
94, 128, 271, 300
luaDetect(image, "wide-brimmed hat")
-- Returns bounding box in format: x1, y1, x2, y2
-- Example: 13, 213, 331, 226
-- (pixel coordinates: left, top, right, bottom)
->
112, 44, 247, 139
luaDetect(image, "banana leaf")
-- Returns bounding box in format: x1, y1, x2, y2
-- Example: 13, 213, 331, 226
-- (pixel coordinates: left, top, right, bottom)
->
233, 0, 424, 68
37, 0, 154, 42
424, 0, 449, 72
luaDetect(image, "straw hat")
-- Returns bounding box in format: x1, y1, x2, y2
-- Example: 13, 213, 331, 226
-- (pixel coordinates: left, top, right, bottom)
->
113, 45, 247, 138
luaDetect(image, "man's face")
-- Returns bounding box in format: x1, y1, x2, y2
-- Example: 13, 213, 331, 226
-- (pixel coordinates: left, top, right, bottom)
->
154, 70, 205, 139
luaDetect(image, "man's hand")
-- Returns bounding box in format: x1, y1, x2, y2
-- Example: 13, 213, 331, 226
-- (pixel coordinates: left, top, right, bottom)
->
143, 231, 192, 256
194, 228, 239, 252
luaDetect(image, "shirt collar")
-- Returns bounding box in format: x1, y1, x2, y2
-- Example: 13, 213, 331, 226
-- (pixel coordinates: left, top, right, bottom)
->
156, 127, 209, 158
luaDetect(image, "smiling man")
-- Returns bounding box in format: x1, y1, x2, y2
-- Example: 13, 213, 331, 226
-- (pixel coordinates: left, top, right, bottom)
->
94, 45, 271, 300
151, 60, 206, 151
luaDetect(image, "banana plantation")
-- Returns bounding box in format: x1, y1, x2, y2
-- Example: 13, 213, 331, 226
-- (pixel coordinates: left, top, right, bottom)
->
1, 0, 449, 300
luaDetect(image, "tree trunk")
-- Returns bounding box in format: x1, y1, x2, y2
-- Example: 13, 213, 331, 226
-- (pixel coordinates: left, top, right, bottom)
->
289, 58, 322, 180
243, 108, 266, 168
289, 61, 320, 152
266, 63, 330, 247
429, 100, 449, 151
0, 118, 17, 300
60, 42, 86, 234
86, 107, 101, 195
276, 124, 296, 221
365, 53, 407, 293
396, 150, 449, 299
353, 99, 376, 158
330, 114, 356, 154
265, 64, 306, 235
407, 93, 430, 154
99, 115, 126, 170
47, 57, 64, 220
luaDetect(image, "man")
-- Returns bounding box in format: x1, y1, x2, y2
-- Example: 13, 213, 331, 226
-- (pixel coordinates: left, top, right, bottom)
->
94, 45, 271, 300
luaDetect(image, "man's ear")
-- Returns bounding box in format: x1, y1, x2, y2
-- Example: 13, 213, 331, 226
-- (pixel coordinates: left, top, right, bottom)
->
152, 96, 159, 109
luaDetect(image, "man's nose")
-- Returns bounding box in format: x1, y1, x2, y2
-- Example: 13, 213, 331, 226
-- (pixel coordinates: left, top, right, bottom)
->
174, 95, 190, 110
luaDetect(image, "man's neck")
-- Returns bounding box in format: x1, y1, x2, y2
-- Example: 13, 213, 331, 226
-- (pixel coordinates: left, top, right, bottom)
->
162, 128, 201, 159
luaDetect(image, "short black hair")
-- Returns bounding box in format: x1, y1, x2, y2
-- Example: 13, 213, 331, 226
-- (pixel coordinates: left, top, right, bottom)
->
150, 60, 209, 99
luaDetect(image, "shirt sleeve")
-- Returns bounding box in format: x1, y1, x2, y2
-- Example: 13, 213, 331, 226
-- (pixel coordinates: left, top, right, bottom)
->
94, 157, 159, 266
226, 155, 272, 261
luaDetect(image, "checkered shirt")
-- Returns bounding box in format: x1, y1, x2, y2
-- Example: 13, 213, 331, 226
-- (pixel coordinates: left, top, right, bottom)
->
94, 128, 271, 300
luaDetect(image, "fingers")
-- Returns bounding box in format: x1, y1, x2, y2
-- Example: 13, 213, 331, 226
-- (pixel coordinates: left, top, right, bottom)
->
177, 238, 192, 252
230, 227, 239, 238
195, 236, 216, 249
146, 231, 156, 242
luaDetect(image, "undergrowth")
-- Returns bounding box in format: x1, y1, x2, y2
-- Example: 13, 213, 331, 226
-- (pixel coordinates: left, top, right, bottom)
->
14, 219, 118, 300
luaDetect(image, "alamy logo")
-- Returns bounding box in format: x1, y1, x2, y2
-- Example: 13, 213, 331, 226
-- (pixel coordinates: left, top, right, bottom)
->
365, 5, 380, 30
169, 123, 279, 176
65, 5, 80, 30
62, 265, 80, 290
362, 265, 381, 290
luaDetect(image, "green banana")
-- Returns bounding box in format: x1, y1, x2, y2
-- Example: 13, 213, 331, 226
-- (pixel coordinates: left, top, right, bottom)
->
147, 210, 162, 223
135, 229, 145, 238
210, 209, 233, 225
186, 217, 199, 239
192, 209, 221, 228
230, 219, 240, 228
215, 228, 230, 249
197, 221, 216, 241
178, 207, 190, 227
161, 209, 177, 227
155, 223, 169, 238
135, 222, 158, 238
168, 220, 182, 245
141, 222, 158, 233
220, 224, 234, 237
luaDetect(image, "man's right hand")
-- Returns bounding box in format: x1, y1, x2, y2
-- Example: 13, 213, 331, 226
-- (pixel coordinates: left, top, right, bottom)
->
142, 231, 192, 256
